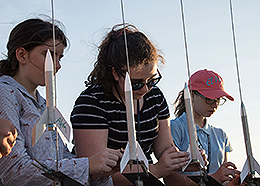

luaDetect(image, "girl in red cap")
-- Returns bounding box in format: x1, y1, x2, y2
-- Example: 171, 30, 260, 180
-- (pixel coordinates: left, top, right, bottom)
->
170, 69, 242, 185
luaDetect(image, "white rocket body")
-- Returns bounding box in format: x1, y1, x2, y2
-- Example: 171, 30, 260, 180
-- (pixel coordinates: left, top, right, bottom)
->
32, 49, 71, 146
182, 82, 204, 172
120, 72, 148, 173
240, 102, 260, 183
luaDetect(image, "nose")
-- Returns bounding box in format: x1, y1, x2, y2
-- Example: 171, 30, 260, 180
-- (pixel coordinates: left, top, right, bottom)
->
211, 101, 219, 109
55, 59, 61, 73
140, 83, 149, 93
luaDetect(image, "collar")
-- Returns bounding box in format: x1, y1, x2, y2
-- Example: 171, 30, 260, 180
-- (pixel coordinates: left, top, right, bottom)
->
0, 75, 45, 106
195, 119, 210, 135
181, 112, 210, 135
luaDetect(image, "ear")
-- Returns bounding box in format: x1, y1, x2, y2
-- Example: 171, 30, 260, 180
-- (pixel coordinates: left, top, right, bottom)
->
112, 67, 120, 81
15, 47, 28, 64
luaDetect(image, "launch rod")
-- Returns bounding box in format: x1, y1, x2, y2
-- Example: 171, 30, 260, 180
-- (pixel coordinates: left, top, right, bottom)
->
228, 0, 255, 176
50, 0, 59, 174
120, 0, 130, 72
179, 0, 200, 163
179, 0, 191, 81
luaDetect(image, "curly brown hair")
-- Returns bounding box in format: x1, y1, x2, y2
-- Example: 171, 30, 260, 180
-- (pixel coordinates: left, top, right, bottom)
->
85, 24, 165, 95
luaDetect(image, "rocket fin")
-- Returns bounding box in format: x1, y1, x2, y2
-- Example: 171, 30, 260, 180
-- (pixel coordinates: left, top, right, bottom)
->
241, 157, 260, 183
136, 142, 149, 170
120, 142, 149, 173
120, 142, 130, 173
182, 145, 205, 172
32, 108, 48, 146
54, 107, 71, 143
255, 158, 260, 177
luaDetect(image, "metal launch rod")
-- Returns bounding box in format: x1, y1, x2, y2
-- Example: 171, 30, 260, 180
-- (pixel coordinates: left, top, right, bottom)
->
50, 0, 59, 179
228, 0, 255, 178
179, 0, 200, 165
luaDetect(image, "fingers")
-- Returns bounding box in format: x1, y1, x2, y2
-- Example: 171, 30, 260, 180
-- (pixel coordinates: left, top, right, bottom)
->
0, 139, 12, 157
213, 162, 241, 183
199, 149, 209, 166
7, 132, 16, 148
0, 119, 17, 158
165, 146, 189, 158
99, 148, 123, 172
222, 161, 237, 169
157, 146, 190, 177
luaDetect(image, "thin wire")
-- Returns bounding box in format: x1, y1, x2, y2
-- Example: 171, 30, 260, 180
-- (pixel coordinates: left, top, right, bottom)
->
179, 0, 191, 83
51, 0, 57, 106
120, 0, 130, 73
50, 0, 59, 173
179, 1, 207, 178
228, 0, 256, 178
228, 0, 243, 101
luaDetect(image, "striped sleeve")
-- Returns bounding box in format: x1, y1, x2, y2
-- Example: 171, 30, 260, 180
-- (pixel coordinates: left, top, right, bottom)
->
71, 90, 108, 129
152, 87, 170, 120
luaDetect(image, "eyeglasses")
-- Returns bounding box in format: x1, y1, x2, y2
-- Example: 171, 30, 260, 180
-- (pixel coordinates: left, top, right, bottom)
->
193, 91, 226, 106
118, 69, 162, 91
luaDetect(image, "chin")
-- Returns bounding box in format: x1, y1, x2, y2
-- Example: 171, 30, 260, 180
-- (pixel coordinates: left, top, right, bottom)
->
134, 95, 144, 100
207, 113, 214, 117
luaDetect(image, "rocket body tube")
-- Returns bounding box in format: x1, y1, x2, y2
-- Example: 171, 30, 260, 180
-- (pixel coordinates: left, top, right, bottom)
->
124, 72, 137, 160
120, 72, 149, 173
183, 82, 198, 162
45, 49, 55, 131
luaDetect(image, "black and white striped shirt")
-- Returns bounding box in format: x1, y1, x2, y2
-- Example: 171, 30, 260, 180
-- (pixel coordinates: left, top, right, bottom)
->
71, 84, 170, 163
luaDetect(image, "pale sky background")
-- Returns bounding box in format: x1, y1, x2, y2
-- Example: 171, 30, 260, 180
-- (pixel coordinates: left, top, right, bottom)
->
0, 0, 260, 172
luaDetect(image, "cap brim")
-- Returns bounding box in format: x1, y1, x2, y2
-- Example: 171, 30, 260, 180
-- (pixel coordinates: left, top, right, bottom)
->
199, 90, 234, 101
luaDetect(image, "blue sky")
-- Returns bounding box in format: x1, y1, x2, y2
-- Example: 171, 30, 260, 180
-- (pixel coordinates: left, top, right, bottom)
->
1, 0, 260, 171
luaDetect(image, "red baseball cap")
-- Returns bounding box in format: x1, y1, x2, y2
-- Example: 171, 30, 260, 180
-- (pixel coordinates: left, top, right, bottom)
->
188, 69, 234, 101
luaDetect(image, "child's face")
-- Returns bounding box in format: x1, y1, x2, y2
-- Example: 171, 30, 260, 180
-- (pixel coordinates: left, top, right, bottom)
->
25, 39, 65, 87
192, 92, 219, 118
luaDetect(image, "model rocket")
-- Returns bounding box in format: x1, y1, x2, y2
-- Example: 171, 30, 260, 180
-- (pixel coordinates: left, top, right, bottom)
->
32, 49, 71, 146
120, 72, 148, 173
182, 82, 204, 172
240, 101, 260, 183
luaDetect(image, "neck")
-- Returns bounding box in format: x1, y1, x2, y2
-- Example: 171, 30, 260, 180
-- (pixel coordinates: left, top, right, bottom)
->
13, 74, 38, 101
193, 111, 206, 128
113, 84, 125, 104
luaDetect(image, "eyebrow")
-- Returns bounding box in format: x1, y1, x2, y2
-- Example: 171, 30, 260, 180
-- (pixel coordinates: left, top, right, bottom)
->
131, 73, 157, 81
49, 50, 64, 59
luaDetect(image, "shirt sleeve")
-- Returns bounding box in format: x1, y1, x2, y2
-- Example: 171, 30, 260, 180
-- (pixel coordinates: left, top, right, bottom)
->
170, 118, 183, 150
71, 90, 108, 130
154, 87, 170, 120
224, 131, 233, 153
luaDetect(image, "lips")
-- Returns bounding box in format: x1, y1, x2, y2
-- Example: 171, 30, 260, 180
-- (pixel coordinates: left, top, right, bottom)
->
208, 110, 215, 115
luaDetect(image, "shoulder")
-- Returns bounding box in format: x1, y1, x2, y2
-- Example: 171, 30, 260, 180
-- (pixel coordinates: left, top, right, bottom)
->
171, 113, 187, 125
0, 76, 21, 99
208, 124, 228, 138
170, 113, 187, 129
75, 85, 107, 104
71, 84, 120, 114
144, 86, 167, 102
